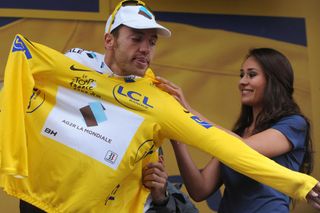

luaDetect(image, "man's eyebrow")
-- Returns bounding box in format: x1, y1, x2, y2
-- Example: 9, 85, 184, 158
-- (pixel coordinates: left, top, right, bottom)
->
132, 29, 158, 39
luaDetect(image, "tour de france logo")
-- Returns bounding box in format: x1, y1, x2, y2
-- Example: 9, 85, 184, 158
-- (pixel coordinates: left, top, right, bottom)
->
70, 74, 100, 98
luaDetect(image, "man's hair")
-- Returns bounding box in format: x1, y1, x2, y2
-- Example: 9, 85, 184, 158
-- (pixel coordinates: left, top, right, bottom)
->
110, 24, 122, 38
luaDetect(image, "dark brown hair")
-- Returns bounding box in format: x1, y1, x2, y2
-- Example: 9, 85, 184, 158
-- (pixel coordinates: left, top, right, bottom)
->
232, 48, 313, 174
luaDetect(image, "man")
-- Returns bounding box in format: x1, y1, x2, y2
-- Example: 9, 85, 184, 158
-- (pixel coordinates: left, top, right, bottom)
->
1, 0, 320, 212
18, 46, 199, 212
64, 48, 199, 212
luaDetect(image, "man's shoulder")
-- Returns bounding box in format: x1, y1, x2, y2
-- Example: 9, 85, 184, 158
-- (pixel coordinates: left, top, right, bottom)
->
64, 48, 108, 74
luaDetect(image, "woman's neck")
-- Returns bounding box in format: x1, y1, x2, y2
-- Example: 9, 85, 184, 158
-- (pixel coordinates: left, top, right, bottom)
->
244, 106, 262, 137
252, 105, 262, 123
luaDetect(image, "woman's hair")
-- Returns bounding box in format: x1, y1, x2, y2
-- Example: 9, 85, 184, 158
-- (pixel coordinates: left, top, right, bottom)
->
232, 48, 313, 174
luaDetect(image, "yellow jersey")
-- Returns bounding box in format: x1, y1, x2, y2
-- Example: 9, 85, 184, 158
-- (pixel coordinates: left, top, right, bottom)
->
0, 34, 317, 212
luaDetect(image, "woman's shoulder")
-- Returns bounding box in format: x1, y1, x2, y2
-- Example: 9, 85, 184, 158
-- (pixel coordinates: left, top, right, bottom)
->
272, 115, 308, 149
274, 114, 307, 131
278, 114, 306, 124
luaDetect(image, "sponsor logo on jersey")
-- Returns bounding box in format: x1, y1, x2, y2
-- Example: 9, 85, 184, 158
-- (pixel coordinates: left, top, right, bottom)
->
12, 35, 32, 59
43, 127, 58, 136
79, 102, 107, 127
104, 150, 118, 164
124, 75, 136, 83
134, 139, 155, 163
113, 84, 153, 110
69, 74, 100, 98
27, 87, 45, 113
105, 184, 120, 205
86, 51, 97, 59
70, 64, 91, 72
42, 87, 144, 170
61, 119, 112, 144
190, 115, 213, 129
68, 48, 84, 54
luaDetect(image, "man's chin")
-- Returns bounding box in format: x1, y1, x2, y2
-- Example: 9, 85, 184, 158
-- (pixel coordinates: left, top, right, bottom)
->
134, 66, 148, 77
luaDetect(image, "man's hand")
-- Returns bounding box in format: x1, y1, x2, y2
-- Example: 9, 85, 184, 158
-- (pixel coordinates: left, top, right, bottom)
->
306, 182, 320, 210
142, 156, 169, 205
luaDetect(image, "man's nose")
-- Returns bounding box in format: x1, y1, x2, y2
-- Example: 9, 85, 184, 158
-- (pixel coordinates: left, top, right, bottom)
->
139, 40, 151, 53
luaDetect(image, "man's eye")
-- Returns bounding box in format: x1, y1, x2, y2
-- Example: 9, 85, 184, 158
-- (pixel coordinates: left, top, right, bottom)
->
132, 37, 142, 42
150, 40, 157, 46
240, 73, 244, 78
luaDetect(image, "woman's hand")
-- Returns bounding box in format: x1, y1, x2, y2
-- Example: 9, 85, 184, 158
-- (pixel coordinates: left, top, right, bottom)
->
155, 76, 191, 110
306, 182, 320, 209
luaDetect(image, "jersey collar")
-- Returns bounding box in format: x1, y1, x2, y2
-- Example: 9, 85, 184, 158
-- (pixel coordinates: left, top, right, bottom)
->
105, 64, 157, 83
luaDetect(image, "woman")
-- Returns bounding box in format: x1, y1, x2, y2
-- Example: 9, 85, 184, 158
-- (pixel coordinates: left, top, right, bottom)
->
155, 48, 314, 212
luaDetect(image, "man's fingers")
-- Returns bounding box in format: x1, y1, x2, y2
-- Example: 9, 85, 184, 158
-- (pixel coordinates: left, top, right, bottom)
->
143, 173, 167, 189
143, 169, 168, 181
143, 163, 167, 176
143, 174, 167, 185
158, 155, 164, 165
143, 178, 166, 189
145, 162, 165, 171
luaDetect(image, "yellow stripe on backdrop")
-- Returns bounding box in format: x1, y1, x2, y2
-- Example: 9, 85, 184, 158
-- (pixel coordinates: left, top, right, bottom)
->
0, 0, 320, 213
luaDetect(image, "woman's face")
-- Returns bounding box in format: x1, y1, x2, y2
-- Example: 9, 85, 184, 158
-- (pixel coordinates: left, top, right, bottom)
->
238, 56, 267, 108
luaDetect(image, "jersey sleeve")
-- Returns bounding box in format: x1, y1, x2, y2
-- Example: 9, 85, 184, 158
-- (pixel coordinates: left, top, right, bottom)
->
157, 95, 317, 201
272, 115, 307, 149
0, 35, 34, 177
0, 34, 71, 177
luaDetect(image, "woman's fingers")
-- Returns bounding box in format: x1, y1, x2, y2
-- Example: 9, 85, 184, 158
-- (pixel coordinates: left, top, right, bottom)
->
156, 76, 180, 89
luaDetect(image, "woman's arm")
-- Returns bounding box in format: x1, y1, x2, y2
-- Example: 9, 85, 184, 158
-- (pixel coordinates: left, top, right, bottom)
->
157, 78, 320, 209
171, 141, 222, 201
156, 76, 292, 158
155, 76, 291, 199
156, 76, 222, 201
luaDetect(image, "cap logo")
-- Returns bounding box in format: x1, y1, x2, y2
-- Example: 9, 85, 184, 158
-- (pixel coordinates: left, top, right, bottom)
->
138, 6, 152, 20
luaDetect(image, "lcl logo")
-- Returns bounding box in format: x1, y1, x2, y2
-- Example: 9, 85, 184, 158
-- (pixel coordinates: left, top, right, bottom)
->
113, 84, 153, 110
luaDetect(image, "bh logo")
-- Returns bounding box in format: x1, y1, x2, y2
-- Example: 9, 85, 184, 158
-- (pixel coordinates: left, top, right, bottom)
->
79, 102, 107, 127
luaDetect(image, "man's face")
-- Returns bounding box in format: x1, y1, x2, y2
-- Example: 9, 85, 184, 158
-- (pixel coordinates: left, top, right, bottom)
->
105, 26, 158, 77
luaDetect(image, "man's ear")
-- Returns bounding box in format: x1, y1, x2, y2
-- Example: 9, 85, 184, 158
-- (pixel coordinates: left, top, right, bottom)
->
104, 33, 114, 50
